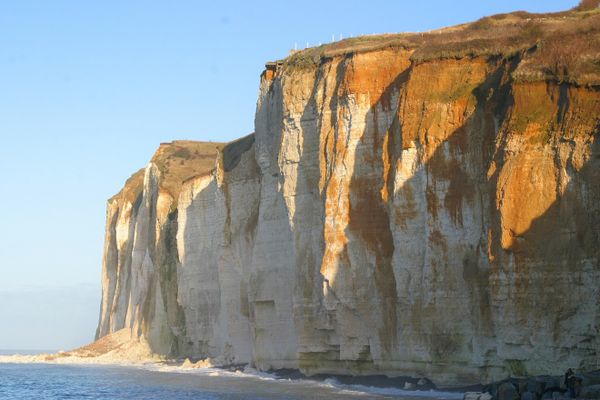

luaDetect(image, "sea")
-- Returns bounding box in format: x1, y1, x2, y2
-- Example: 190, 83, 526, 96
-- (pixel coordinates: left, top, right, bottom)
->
0, 351, 464, 400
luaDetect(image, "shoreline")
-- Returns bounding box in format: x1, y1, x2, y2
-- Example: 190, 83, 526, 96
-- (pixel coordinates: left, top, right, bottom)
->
3, 348, 599, 399
0, 354, 465, 399
0, 351, 461, 391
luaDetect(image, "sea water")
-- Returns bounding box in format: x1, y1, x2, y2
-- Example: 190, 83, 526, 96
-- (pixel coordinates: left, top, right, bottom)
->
0, 361, 464, 400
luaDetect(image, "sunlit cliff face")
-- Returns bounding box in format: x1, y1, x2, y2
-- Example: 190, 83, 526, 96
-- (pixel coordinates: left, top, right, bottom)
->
97, 9, 600, 385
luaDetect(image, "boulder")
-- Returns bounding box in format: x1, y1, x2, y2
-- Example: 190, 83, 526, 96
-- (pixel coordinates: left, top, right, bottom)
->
579, 384, 600, 399
518, 381, 528, 395
526, 379, 546, 396
520, 391, 535, 400
581, 371, 600, 387
483, 382, 499, 398
498, 382, 520, 400
535, 376, 561, 391
417, 377, 434, 387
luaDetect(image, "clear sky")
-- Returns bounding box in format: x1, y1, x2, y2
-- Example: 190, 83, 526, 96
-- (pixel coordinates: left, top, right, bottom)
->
0, 0, 578, 350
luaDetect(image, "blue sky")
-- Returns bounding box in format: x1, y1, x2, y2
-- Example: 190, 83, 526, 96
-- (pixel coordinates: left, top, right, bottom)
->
0, 0, 578, 350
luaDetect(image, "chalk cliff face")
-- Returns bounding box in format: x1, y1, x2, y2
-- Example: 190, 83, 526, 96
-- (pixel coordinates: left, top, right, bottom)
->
97, 9, 600, 384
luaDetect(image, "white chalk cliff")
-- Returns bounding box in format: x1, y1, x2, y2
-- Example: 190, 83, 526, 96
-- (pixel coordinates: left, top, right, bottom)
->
96, 9, 600, 385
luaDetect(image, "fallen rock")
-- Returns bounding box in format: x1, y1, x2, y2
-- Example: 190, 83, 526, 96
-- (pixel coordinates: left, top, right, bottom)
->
520, 391, 535, 400
526, 379, 546, 396
482, 382, 499, 398
498, 382, 520, 400
551, 391, 565, 400
579, 384, 600, 399
517, 380, 528, 395
581, 371, 600, 387
417, 377, 431, 387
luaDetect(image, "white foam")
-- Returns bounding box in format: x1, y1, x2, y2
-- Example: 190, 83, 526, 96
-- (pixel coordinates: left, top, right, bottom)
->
302, 377, 463, 399
139, 364, 464, 399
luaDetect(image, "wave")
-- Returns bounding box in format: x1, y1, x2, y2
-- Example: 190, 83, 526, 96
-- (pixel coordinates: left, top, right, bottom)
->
320, 378, 464, 399
139, 363, 464, 399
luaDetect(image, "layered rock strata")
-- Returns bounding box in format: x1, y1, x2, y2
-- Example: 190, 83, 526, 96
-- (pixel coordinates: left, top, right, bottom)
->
97, 9, 600, 385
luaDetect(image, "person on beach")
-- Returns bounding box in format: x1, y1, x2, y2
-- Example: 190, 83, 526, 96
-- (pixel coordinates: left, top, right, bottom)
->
564, 368, 578, 398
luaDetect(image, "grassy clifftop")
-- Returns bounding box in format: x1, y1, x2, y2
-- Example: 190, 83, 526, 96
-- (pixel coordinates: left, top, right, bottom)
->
108, 136, 260, 207
109, 140, 225, 205
150, 140, 224, 200
283, 2, 600, 85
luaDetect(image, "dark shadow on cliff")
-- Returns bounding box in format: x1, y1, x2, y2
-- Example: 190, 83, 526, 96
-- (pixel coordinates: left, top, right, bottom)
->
223, 86, 298, 367
289, 61, 332, 370
97, 189, 143, 339
486, 109, 600, 372
291, 54, 413, 371
140, 136, 257, 358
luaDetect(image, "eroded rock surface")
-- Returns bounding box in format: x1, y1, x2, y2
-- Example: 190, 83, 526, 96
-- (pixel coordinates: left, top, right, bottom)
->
96, 9, 600, 385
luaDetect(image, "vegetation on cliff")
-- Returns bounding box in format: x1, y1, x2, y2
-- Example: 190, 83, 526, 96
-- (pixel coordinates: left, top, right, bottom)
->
283, 2, 600, 86
108, 140, 224, 208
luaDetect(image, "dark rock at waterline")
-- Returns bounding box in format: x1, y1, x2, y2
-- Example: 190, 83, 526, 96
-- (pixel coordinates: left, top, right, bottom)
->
404, 381, 417, 389
540, 390, 569, 400
541, 385, 564, 398
313, 373, 438, 390
498, 382, 520, 400
521, 379, 543, 395
520, 391, 535, 400
579, 384, 600, 399
581, 371, 600, 388
463, 370, 600, 400
484, 380, 518, 399
268, 368, 308, 380
525, 380, 544, 395
267, 369, 442, 391
417, 377, 435, 388
266, 369, 600, 400
482, 382, 498, 398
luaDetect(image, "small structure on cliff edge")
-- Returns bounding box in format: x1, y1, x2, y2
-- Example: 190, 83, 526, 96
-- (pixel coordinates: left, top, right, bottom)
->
261, 60, 283, 82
